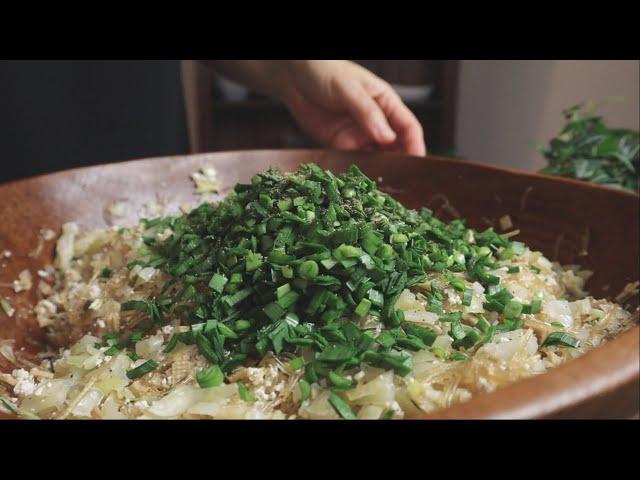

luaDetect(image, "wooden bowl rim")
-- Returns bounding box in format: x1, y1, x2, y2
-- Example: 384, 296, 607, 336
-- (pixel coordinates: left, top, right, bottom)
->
1, 148, 637, 419
2, 148, 639, 200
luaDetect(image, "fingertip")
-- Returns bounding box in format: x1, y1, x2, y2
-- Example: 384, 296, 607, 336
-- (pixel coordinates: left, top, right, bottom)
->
399, 139, 426, 157
412, 145, 427, 157
372, 118, 397, 144
401, 125, 426, 156
413, 141, 427, 157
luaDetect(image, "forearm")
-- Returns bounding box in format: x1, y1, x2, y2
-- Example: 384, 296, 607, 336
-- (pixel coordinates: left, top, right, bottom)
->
201, 60, 302, 101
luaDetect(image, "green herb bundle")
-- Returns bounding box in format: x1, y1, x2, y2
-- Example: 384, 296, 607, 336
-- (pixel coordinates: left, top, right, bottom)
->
538, 104, 639, 192
121, 163, 576, 383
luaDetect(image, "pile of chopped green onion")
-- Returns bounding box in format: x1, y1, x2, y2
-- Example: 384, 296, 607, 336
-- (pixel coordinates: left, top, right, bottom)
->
114, 163, 578, 388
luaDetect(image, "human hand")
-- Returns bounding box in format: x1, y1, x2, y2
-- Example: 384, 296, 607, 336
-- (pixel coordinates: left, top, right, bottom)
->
278, 61, 426, 156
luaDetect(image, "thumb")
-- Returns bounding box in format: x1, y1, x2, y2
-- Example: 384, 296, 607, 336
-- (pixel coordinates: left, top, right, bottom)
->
338, 84, 397, 145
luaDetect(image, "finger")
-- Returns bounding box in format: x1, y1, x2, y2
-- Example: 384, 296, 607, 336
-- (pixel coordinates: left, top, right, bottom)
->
337, 83, 397, 145
375, 90, 426, 156
330, 122, 373, 151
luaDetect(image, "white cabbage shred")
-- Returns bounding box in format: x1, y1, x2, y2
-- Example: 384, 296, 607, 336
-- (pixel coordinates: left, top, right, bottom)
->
191, 167, 221, 194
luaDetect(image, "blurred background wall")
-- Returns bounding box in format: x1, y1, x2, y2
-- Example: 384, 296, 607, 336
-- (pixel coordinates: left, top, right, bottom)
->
0, 60, 188, 184
456, 60, 640, 170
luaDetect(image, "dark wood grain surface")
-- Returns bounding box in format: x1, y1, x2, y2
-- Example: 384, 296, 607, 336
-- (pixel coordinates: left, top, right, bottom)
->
0, 149, 637, 419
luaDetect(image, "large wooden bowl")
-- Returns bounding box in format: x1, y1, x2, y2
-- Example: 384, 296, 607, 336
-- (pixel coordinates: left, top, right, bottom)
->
1, 150, 638, 419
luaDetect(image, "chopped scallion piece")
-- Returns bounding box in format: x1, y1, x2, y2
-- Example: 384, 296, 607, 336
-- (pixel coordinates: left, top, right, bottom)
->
163, 334, 179, 353
234, 319, 251, 331
503, 300, 523, 320
298, 260, 319, 280
104, 345, 120, 356
449, 351, 470, 361
208, 273, 228, 293
288, 357, 305, 371
529, 299, 542, 314
328, 371, 353, 389
238, 382, 256, 402
355, 298, 372, 317
381, 409, 394, 420
476, 315, 491, 332
299, 379, 311, 402
126, 360, 159, 379
462, 288, 473, 306
0, 397, 17, 414
328, 393, 357, 420
542, 332, 580, 348
197, 364, 224, 388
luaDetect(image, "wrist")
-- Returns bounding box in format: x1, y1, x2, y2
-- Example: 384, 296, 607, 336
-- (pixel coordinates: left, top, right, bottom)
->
268, 60, 309, 104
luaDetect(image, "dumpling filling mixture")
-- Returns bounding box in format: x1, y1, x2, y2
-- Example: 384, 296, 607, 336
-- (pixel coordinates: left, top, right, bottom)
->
0, 163, 637, 419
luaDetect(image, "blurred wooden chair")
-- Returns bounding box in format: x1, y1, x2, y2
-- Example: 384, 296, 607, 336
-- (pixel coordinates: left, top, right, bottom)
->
181, 60, 215, 153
